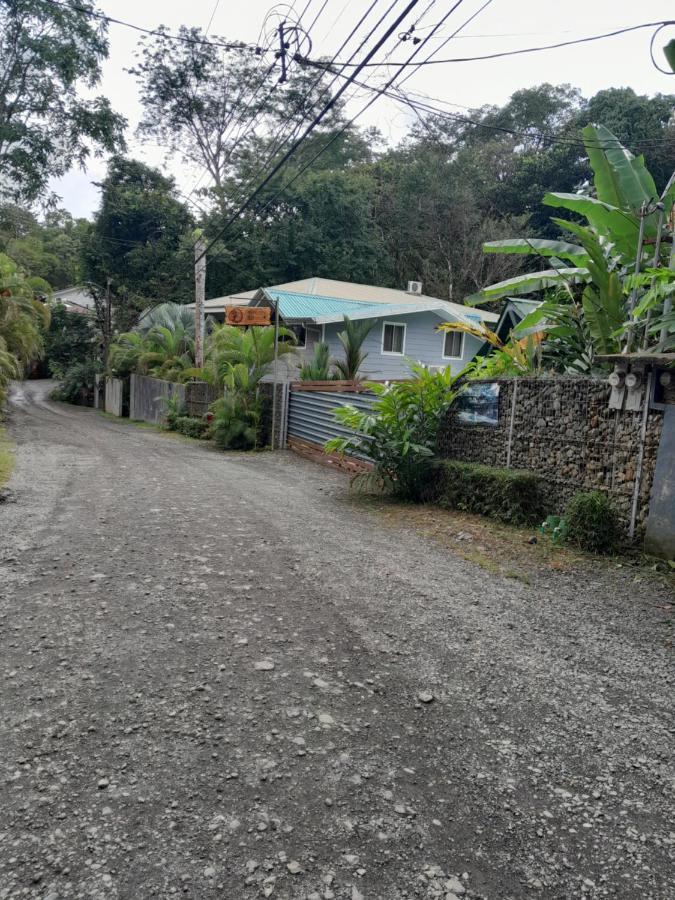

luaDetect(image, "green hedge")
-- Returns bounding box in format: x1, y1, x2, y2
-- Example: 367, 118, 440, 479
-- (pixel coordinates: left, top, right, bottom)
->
429, 460, 548, 526
174, 415, 209, 439
565, 491, 621, 554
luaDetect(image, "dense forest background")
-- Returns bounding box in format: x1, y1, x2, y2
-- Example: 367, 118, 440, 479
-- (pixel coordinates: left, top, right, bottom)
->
2, 82, 674, 315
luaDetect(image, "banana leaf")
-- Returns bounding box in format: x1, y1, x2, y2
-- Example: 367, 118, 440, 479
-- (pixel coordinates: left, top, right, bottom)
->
475, 267, 591, 303
583, 124, 658, 219
542, 192, 639, 261
483, 238, 589, 265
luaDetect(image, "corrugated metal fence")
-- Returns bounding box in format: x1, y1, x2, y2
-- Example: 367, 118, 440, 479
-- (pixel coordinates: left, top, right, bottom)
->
287, 389, 375, 460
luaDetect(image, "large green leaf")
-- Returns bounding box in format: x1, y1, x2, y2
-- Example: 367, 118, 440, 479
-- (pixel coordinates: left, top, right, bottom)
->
543, 192, 639, 261
583, 124, 658, 214
476, 267, 591, 303
483, 238, 589, 265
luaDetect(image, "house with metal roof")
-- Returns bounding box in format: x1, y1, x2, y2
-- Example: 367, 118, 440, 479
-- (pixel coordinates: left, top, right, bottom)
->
241, 281, 498, 380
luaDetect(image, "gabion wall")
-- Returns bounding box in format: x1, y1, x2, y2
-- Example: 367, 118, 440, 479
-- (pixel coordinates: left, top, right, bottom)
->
437, 376, 664, 534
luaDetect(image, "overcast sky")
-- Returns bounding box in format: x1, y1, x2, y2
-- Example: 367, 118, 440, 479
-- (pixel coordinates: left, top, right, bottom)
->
52, 0, 675, 218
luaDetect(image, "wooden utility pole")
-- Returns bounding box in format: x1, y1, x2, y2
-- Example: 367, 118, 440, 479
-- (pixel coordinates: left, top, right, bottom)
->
194, 236, 206, 367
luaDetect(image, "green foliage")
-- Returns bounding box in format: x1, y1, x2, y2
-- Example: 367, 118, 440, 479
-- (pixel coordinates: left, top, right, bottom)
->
325, 362, 459, 501
51, 358, 99, 405
333, 316, 374, 381
173, 415, 209, 439
45, 303, 96, 378
477, 123, 675, 368
0, 253, 50, 406
300, 342, 332, 381
109, 304, 196, 381
565, 491, 622, 555
210, 365, 262, 451
430, 460, 548, 526
161, 394, 185, 430
194, 324, 296, 387
540, 514, 570, 546
81, 158, 194, 333
0, 206, 89, 289
0, 0, 126, 205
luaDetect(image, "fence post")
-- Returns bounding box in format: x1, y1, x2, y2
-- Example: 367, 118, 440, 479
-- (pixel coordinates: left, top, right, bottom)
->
628, 371, 653, 541
505, 379, 518, 469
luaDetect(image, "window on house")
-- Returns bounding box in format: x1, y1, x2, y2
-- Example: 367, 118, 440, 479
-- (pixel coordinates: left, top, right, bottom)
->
443, 330, 464, 359
382, 322, 405, 354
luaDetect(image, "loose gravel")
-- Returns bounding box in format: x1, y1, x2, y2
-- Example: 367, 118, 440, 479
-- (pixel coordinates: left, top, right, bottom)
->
0, 381, 673, 900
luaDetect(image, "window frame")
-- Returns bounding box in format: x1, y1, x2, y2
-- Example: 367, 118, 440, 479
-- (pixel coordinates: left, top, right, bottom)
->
442, 329, 464, 360
381, 320, 406, 356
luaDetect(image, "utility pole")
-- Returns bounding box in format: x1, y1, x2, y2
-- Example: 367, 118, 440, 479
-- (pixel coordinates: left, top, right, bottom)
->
194, 235, 206, 368
277, 21, 288, 83
104, 276, 112, 368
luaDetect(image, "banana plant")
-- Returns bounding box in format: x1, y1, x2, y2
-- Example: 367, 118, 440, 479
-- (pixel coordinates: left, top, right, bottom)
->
473, 124, 672, 359
438, 321, 543, 376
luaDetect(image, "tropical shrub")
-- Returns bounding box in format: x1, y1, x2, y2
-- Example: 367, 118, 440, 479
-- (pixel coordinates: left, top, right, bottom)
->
161, 394, 185, 429
0, 253, 50, 406
194, 325, 297, 451
51, 358, 99, 405
332, 315, 374, 381
430, 460, 548, 526
210, 364, 262, 450
470, 124, 675, 369
565, 490, 621, 554
325, 362, 459, 500
173, 415, 209, 439
193, 323, 296, 387
300, 341, 332, 381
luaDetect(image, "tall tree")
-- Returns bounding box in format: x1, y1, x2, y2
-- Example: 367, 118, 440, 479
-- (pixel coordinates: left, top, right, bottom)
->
0, 0, 126, 205
81, 157, 194, 341
131, 29, 349, 199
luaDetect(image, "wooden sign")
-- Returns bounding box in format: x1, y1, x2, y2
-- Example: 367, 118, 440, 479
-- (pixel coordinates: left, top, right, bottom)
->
225, 306, 271, 326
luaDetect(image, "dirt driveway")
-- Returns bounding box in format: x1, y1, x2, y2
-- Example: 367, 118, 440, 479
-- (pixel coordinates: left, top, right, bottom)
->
0, 381, 673, 900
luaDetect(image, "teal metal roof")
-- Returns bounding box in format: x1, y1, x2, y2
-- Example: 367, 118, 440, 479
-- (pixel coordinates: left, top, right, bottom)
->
264, 289, 381, 319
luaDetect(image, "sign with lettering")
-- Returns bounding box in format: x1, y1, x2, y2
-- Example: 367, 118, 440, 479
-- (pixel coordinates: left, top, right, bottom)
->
225, 306, 271, 326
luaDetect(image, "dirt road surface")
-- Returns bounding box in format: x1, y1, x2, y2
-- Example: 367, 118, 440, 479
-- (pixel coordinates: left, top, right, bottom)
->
1, 382, 673, 900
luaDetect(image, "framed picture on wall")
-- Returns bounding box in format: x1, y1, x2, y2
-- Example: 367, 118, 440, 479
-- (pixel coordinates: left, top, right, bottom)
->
456, 382, 500, 426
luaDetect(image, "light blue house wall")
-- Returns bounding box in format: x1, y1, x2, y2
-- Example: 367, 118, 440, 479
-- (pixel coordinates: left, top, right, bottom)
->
317, 311, 482, 379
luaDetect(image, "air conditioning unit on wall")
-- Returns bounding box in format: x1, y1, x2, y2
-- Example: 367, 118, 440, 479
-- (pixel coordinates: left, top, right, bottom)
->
407, 280, 423, 295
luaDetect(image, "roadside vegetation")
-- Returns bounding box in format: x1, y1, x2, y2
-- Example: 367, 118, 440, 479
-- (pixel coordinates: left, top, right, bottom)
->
325, 125, 670, 557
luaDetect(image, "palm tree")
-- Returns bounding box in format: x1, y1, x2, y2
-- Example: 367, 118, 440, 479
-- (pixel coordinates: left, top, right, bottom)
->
136, 302, 195, 336
195, 323, 297, 387
300, 341, 331, 381
0, 253, 50, 405
333, 315, 374, 381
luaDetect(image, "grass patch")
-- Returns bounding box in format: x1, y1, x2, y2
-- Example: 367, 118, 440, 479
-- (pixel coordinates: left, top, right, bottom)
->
0, 424, 15, 489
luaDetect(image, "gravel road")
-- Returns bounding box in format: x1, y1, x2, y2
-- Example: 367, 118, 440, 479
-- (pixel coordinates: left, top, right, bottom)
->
0, 381, 673, 900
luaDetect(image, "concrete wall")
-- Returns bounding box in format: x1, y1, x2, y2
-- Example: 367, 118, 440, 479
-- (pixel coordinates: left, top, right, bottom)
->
130, 374, 186, 425
438, 376, 664, 538
104, 377, 125, 417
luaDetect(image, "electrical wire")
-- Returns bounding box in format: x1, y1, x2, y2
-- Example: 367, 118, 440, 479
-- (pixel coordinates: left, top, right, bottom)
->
204, 0, 475, 256
196, 0, 425, 265
40, 0, 266, 55
312, 19, 675, 67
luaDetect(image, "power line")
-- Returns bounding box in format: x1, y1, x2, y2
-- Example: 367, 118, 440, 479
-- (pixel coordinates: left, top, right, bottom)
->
311, 19, 675, 67
196, 0, 425, 266
40, 0, 266, 55
207, 0, 476, 253
220, 0, 392, 212
204, 0, 222, 36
